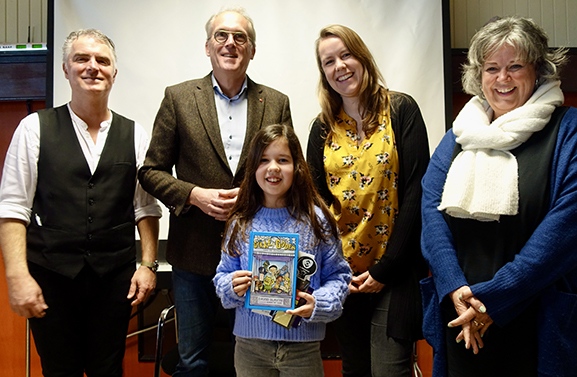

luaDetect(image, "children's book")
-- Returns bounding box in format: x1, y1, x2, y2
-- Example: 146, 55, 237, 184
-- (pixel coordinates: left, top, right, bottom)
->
245, 231, 299, 311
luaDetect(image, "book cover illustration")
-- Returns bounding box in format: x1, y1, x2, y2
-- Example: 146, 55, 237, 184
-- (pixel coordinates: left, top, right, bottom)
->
246, 231, 299, 311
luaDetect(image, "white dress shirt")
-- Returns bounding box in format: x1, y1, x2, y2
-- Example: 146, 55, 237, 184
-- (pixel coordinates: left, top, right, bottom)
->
0, 104, 162, 225
212, 74, 248, 175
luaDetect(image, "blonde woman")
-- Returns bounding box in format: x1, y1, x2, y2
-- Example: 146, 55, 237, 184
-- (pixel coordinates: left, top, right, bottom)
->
307, 24, 430, 377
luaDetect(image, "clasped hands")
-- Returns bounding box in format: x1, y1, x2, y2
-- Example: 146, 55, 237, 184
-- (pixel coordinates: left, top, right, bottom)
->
189, 187, 239, 221
448, 285, 494, 355
231, 270, 315, 319
349, 271, 385, 294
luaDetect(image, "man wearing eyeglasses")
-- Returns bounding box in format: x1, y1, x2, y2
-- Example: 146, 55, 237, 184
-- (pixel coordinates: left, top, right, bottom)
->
139, 6, 292, 377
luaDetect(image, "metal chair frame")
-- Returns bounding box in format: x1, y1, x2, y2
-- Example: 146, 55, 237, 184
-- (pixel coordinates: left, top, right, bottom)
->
154, 304, 176, 377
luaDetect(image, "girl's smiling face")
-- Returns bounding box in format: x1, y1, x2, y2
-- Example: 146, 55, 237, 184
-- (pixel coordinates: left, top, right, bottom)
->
256, 138, 294, 208
481, 43, 537, 120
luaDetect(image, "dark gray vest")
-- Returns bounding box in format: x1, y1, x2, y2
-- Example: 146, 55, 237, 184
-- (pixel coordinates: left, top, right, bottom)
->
27, 105, 137, 279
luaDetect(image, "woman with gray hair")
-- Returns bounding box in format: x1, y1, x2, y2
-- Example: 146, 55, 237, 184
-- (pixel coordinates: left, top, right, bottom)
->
420, 16, 577, 376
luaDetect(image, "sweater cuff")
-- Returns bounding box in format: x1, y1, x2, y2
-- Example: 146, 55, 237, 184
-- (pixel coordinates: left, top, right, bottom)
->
214, 271, 245, 309
368, 262, 387, 284
308, 290, 344, 323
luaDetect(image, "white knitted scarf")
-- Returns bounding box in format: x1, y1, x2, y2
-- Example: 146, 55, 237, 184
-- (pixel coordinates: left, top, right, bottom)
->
438, 80, 564, 221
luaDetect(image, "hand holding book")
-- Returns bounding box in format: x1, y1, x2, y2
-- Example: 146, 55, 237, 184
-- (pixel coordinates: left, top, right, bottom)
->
232, 270, 252, 297
286, 290, 315, 318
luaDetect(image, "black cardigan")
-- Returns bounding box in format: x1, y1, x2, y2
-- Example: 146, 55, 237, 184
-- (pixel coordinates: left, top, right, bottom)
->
306, 91, 430, 340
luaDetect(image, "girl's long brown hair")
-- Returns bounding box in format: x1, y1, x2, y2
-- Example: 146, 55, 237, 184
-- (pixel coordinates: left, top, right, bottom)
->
223, 124, 340, 256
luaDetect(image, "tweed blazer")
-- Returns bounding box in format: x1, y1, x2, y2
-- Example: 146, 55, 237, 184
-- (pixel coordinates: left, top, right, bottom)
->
139, 73, 292, 275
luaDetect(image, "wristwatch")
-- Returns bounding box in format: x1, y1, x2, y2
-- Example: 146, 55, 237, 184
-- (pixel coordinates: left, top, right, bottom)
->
141, 260, 159, 273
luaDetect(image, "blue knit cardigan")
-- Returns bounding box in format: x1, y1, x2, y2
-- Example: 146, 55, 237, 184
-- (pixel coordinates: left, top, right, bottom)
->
214, 206, 352, 342
420, 107, 577, 377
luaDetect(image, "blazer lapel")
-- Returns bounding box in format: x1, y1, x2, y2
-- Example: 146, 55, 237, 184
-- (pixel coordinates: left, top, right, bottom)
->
196, 74, 229, 170
238, 77, 265, 174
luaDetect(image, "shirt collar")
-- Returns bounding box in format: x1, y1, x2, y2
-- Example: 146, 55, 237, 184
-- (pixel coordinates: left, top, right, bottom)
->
211, 74, 248, 102
66, 103, 113, 131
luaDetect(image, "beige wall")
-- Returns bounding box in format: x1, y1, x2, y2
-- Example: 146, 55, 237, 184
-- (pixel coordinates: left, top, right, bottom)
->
450, 0, 577, 48
1, 0, 47, 44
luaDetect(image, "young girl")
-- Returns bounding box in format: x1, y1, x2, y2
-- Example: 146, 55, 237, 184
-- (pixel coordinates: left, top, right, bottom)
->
213, 124, 351, 377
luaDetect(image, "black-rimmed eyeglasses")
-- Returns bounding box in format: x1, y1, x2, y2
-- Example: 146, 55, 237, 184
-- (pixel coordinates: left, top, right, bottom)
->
213, 30, 249, 45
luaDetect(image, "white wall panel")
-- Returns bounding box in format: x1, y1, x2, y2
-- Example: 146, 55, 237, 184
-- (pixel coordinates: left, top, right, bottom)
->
0, 0, 6, 43
453, 0, 469, 48
4, 0, 18, 43
478, 0, 495, 34
466, 0, 481, 44
540, 0, 555, 41
451, 0, 577, 47
1, 0, 47, 43
503, 0, 517, 16
16, 0, 28, 42
29, 0, 43, 43
568, 0, 577, 46
515, 0, 529, 16
529, 0, 542, 23
552, 0, 568, 46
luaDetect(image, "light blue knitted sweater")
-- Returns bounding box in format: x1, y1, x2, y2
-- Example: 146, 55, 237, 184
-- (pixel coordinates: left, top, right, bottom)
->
213, 206, 352, 342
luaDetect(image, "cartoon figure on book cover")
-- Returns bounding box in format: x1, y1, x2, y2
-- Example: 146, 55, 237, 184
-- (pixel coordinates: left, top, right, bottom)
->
262, 272, 275, 293
253, 260, 292, 297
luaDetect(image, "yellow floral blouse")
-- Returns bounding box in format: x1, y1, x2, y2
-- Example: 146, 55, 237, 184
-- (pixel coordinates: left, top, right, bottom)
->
323, 108, 399, 274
